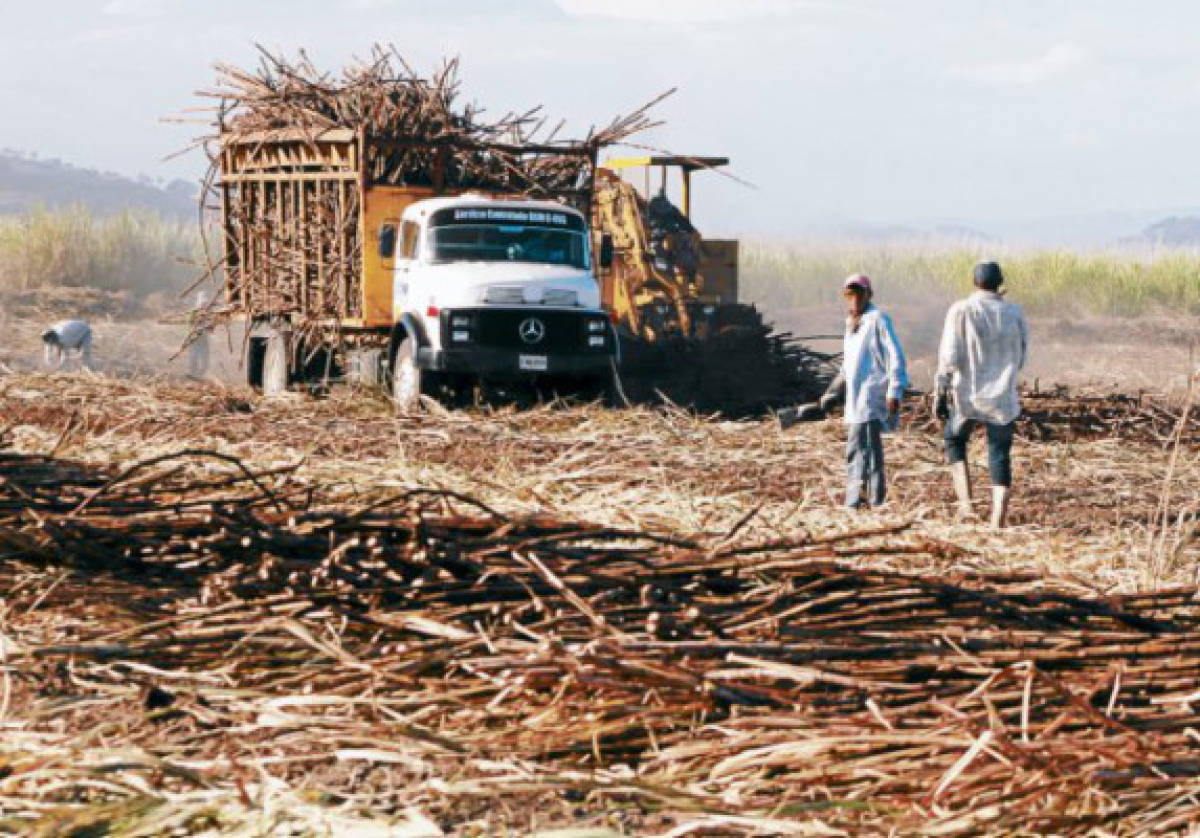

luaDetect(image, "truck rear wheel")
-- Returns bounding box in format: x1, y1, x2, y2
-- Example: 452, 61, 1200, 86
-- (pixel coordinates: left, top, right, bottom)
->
391, 336, 422, 412
245, 337, 266, 390
572, 362, 623, 408
596, 360, 627, 408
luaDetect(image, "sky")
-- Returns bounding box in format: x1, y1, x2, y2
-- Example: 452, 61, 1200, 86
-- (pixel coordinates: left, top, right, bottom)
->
4, 0, 1200, 240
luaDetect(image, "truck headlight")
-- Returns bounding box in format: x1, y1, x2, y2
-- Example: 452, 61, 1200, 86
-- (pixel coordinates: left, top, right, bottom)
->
588, 335, 606, 348
586, 319, 606, 333
451, 315, 472, 328
452, 330, 471, 343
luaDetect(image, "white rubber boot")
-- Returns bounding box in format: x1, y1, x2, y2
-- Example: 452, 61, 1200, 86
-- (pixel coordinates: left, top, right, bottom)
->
950, 461, 974, 519
990, 486, 1011, 530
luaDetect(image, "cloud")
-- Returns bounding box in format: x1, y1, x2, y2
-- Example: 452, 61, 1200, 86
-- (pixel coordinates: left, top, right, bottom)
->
102, 0, 169, 18
70, 23, 155, 45
950, 43, 1087, 87
1061, 129, 1099, 149
554, 0, 792, 22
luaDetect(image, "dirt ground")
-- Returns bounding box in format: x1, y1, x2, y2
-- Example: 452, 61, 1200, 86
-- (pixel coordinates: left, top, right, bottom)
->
0, 306, 246, 383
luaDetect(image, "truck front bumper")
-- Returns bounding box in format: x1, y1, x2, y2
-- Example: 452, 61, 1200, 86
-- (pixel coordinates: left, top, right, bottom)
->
417, 346, 615, 379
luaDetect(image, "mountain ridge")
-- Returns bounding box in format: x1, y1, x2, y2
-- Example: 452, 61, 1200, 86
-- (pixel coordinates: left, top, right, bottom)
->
0, 150, 196, 219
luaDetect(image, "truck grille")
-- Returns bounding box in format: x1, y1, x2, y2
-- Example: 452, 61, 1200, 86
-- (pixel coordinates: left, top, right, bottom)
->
457, 308, 599, 353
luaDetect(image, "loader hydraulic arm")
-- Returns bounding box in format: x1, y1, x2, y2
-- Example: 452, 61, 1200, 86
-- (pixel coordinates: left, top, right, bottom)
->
592, 171, 692, 339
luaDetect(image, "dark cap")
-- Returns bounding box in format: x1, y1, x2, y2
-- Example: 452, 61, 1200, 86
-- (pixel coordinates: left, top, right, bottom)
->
973, 261, 1004, 290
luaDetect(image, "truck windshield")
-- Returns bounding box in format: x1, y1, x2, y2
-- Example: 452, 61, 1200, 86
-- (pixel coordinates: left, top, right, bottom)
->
429, 224, 588, 269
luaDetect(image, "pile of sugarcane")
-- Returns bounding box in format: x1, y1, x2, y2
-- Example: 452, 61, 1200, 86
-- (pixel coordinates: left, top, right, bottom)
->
202, 45, 664, 201
2, 440, 1199, 834
1018, 385, 1199, 445
618, 307, 840, 415
904, 382, 1200, 447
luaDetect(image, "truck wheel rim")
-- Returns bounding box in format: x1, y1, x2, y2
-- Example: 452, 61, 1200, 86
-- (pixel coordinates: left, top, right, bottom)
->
264, 342, 287, 395
395, 359, 419, 406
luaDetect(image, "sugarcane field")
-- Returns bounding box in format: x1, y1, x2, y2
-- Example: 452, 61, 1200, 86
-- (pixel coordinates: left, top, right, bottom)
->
1, 9, 1200, 838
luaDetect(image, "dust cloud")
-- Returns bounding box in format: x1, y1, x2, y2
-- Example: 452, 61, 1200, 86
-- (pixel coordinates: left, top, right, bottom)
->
762, 285, 1198, 397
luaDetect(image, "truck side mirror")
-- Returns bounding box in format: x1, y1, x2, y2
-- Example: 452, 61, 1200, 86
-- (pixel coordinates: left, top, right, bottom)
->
599, 234, 614, 269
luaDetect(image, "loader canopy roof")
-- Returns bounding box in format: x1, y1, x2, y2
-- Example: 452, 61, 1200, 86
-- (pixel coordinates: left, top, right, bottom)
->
604, 155, 729, 172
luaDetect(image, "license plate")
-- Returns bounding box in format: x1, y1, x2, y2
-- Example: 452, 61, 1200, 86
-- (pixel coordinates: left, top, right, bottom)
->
518, 354, 548, 372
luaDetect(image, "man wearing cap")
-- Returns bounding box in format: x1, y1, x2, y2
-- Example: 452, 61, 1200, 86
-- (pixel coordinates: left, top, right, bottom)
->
934, 261, 1029, 528
823, 274, 909, 509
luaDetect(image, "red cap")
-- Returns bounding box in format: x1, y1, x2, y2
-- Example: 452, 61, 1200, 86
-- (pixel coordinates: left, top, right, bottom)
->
843, 273, 871, 292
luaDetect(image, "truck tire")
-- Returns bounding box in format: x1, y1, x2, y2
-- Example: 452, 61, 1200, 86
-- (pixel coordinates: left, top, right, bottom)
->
581, 361, 624, 408
262, 331, 291, 397
600, 360, 628, 408
391, 336, 422, 412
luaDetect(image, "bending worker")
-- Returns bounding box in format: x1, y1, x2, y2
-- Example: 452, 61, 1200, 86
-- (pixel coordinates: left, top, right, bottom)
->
41, 319, 93, 370
934, 261, 1028, 528
824, 274, 908, 509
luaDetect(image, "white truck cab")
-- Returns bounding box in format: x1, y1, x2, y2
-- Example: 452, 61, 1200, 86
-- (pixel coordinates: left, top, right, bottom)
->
386, 195, 619, 408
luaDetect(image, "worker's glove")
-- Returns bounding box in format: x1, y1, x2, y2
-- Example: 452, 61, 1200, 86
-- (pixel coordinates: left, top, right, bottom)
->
933, 378, 951, 423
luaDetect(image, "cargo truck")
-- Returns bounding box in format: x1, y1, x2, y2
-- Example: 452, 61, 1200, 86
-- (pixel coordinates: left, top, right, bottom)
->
219, 128, 619, 408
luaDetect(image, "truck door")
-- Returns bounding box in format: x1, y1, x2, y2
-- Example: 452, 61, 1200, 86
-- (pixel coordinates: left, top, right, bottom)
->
394, 219, 421, 313
362, 185, 435, 326
373, 218, 399, 324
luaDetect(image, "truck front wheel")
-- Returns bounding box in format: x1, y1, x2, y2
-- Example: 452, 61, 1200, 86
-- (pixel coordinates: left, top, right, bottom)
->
391, 337, 422, 412
262, 331, 291, 397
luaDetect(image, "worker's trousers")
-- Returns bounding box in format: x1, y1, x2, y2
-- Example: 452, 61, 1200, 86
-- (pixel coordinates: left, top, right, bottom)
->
845, 420, 886, 508
944, 418, 1015, 487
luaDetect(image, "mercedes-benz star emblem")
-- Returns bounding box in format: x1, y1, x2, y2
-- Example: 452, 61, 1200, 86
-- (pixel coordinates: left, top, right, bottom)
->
518, 317, 546, 345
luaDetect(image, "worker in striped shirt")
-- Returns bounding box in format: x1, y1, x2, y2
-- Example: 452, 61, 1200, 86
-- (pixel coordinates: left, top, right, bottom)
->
934, 262, 1029, 529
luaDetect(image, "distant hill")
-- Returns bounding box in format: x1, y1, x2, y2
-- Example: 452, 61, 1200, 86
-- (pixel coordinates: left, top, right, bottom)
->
794, 221, 997, 244
929, 224, 997, 243
0, 150, 196, 219
1130, 216, 1200, 247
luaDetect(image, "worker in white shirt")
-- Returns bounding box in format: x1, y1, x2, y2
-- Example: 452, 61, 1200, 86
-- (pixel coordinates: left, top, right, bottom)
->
41, 320, 93, 370
934, 261, 1029, 528
823, 274, 909, 509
